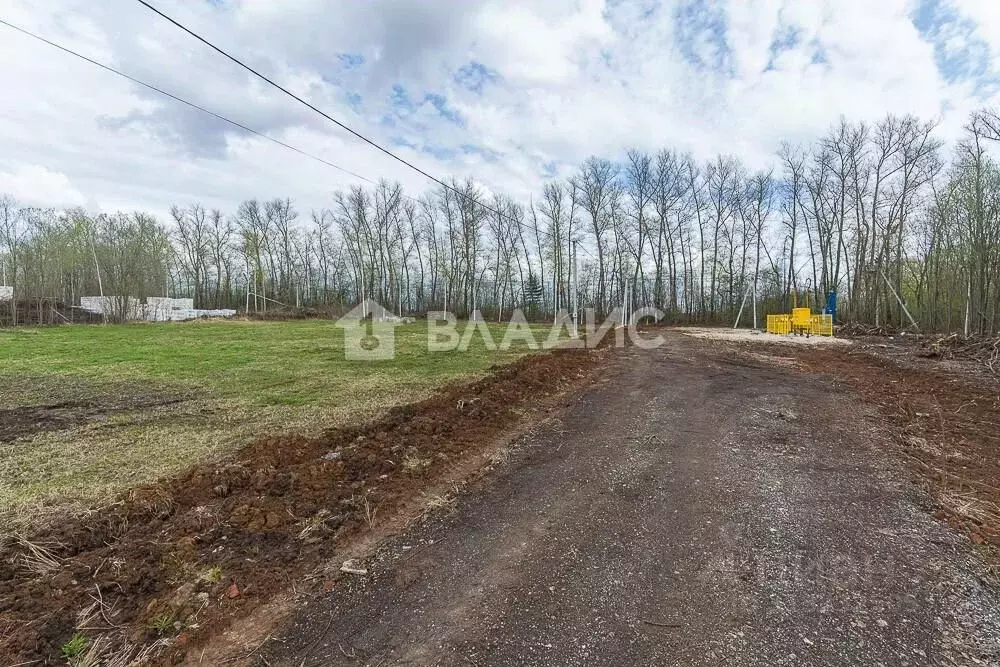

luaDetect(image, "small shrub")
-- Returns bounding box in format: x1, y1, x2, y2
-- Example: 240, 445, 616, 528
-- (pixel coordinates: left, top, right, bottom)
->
60, 633, 89, 660
148, 613, 176, 636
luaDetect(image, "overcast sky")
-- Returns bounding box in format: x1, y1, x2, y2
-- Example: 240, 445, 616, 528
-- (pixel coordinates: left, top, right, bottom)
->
0, 0, 998, 219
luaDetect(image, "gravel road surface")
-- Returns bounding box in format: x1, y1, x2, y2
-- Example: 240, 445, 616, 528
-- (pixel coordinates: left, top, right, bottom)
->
265, 334, 999, 666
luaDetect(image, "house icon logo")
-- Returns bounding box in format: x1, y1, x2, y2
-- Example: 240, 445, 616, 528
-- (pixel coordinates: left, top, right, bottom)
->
335, 299, 401, 361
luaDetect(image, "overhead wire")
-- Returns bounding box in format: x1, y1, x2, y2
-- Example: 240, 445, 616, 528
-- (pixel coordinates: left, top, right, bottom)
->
1, 13, 590, 251
0, 18, 374, 185
130, 2, 615, 251
133, 0, 553, 239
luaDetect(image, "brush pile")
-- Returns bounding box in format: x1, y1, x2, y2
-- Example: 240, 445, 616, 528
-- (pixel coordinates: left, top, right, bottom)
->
919, 333, 1000, 372
836, 322, 899, 337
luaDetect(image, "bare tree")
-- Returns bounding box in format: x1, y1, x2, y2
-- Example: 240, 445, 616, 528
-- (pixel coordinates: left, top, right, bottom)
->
575, 157, 619, 314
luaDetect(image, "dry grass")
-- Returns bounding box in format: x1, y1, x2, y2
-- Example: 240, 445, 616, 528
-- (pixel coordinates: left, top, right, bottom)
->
421, 486, 460, 521
361, 495, 379, 530
488, 447, 514, 467
62, 634, 173, 667
939, 490, 1000, 529
71, 635, 107, 667
402, 449, 433, 473
295, 510, 334, 541
12, 535, 63, 575
424, 493, 457, 513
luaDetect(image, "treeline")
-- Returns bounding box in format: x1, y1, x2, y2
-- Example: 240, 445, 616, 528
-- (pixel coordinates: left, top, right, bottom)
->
2, 109, 1000, 332
0, 203, 171, 324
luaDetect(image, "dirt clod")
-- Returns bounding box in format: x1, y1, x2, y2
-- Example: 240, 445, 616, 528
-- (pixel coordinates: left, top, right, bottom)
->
226, 582, 241, 599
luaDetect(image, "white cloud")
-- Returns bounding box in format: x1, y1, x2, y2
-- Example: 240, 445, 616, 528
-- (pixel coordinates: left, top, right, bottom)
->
474, 0, 613, 85
0, 165, 87, 208
0, 0, 997, 219
947, 0, 1000, 55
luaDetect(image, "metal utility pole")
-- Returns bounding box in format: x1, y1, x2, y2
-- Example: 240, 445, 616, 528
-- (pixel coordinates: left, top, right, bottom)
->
626, 281, 633, 326
571, 240, 579, 338
621, 279, 635, 327
361, 273, 367, 319
553, 274, 558, 327
89, 227, 107, 325
621, 284, 625, 326
964, 276, 971, 337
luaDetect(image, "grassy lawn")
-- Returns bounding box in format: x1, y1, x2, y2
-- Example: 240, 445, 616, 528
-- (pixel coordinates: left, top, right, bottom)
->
0, 318, 560, 524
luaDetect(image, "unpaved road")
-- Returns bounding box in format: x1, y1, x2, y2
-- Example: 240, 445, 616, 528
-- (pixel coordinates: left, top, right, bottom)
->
263, 334, 1000, 666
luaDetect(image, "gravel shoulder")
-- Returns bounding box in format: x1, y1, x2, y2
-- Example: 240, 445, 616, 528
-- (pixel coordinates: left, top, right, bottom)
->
264, 333, 1000, 666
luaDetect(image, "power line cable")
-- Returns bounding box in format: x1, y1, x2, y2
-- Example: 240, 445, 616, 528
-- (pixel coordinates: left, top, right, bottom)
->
0, 19, 459, 233
0, 18, 375, 185
2, 14, 584, 252
133, 0, 562, 241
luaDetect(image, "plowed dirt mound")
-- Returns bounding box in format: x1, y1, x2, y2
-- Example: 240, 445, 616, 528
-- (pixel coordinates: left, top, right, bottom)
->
0, 348, 603, 665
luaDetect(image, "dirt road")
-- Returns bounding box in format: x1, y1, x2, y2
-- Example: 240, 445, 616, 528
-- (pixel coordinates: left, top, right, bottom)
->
264, 333, 999, 666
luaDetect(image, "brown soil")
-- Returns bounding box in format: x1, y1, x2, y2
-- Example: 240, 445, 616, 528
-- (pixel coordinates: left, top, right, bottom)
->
751, 342, 1000, 570
0, 395, 188, 442
0, 401, 103, 442
0, 347, 605, 665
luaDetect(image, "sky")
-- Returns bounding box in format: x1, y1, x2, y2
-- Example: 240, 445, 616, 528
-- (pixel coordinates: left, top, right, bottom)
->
0, 0, 998, 219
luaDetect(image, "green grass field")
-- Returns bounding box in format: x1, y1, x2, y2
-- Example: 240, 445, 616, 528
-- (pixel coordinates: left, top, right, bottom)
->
0, 319, 559, 525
